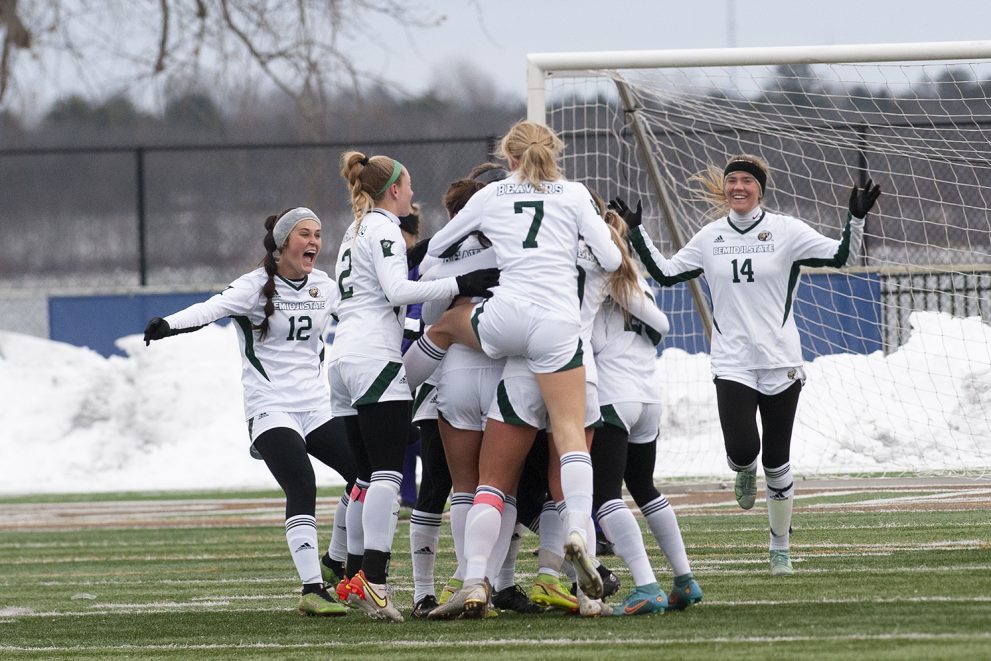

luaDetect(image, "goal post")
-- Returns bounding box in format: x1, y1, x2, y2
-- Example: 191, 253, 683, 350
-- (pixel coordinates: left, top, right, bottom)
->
526, 41, 991, 477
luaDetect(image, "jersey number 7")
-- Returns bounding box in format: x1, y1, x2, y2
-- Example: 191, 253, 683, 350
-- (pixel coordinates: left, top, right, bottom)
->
516, 200, 544, 249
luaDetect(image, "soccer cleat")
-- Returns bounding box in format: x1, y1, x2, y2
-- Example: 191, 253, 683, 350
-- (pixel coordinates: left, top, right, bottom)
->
438, 577, 463, 605
596, 537, 615, 556
667, 574, 704, 610
770, 549, 795, 576
346, 570, 404, 622
427, 578, 491, 620
620, 582, 667, 615
491, 584, 545, 614
530, 573, 578, 612
298, 587, 349, 616
334, 578, 351, 603
735, 468, 758, 510
597, 563, 621, 598
321, 553, 345, 585
564, 531, 604, 599
576, 589, 615, 617
411, 594, 439, 619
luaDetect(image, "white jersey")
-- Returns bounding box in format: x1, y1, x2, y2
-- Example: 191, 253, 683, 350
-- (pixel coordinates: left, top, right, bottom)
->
427, 174, 622, 323
631, 207, 864, 372
330, 208, 460, 363
592, 284, 665, 406
164, 267, 333, 419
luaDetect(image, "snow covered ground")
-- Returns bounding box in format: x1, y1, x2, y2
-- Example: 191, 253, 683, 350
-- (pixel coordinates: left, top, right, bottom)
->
2, 311, 989, 494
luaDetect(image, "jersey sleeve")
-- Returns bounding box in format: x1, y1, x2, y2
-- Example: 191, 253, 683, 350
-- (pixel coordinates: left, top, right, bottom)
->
629, 225, 705, 286
576, 189, 622, 272
371, 222, 461, 305
790, 215, 864, 268
427, 193, 484, 258
621, 287, 670, 340
164, 273, 259, 330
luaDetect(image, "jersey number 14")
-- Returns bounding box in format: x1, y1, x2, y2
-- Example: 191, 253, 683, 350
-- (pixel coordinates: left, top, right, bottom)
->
731, 258, 754, 283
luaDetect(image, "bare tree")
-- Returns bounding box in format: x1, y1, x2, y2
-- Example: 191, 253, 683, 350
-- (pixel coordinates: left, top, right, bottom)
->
0, 0, 445, 132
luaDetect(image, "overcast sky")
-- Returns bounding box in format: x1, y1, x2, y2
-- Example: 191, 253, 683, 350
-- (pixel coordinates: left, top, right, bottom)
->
366, 0, 991, 101
9, 0, 991, 119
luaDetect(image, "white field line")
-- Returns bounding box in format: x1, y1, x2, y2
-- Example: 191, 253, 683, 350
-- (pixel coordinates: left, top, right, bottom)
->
4, 591, 991, 621
2, 632, 991, 653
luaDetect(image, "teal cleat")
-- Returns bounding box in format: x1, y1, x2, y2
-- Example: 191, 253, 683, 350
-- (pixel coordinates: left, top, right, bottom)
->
620, 582, 667, 616
734, 468, 758, 510
667, 573, 703, 610
770, 549, 795, 576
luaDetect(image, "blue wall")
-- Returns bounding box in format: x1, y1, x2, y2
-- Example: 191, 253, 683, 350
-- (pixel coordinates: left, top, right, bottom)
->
49, 291, 225, 357
51, 272, 884, 359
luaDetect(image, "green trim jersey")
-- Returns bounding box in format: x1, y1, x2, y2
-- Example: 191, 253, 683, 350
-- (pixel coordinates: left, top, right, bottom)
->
331, 208, 460, 363
631, 208, 863, 372
164, 267, 334, 419
427, 175, 622, 323
592, 283, 664, 406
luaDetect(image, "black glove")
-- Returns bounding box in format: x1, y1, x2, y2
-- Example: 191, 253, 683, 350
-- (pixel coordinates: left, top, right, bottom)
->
143, 317, 171, 346
407, 237, 430, 270
608, 197, 643, 229
456, 268, 500, 298
848, 178, 881, 219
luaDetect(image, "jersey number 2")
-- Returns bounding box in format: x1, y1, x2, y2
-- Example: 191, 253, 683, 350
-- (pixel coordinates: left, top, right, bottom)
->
731, 258, 754, 283
338, 248, 354, 299
516, 200, 544, 249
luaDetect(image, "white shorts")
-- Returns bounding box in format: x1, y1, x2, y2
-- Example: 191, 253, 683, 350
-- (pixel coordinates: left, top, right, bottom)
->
437, 362, 503, 432
599, 401, 661, 444
411, 378, 439, 424
472, 296, 583, 374
247, 409, 333, 458
714, 365, 806, 396
487, 373, 600, 430
329, 356, 412, 417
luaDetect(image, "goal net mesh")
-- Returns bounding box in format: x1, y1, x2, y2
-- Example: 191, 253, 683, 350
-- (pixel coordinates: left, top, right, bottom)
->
540, 56, 991, 477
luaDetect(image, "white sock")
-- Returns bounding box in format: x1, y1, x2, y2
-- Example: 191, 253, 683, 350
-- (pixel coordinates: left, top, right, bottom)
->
765, 463, 794, 551
410, 510, 442, 602
728, 456, 759, 473
346, 480, 369, 558
464, 485, 505, 580
559, 451, 594, 541
363, 470, 402, 552
496, 523, 526, 592
327, 493, 349, 562
286, 514, 321, 585
641, 495, 692, 576
449, 491, 473, 581
486, 497, 518, 588
403, 334, 447, 390
537, 500, 564, 576
597, 499, 656, 587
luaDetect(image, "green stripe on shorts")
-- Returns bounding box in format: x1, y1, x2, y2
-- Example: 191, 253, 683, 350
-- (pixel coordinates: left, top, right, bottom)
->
496, 380, 529, 427
355, 361, 403, 406
412, 382, 436, 415
599, 404, 626, 432
554, 338, 583, 373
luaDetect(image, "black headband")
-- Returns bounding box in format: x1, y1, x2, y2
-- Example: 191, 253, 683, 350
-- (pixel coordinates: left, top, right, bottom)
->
723, 160, 767, 194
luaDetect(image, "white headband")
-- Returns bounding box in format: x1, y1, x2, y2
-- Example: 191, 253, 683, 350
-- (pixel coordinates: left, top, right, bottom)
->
273, 207, 320, 251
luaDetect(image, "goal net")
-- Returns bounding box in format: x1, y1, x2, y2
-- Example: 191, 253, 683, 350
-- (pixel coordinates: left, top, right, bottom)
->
527, 42, 991, 478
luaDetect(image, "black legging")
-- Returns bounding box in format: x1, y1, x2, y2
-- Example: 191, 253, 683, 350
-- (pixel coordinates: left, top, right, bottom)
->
253, 417, 358, 519
624, 441, 661, 508
715, 378, 802, 469
591, 422, 629, 514
343, 399, 412, 481
413, 419, 453, 514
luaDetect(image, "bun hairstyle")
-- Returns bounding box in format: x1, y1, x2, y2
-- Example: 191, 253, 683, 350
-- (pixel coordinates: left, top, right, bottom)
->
498, 120, 565, 190
691, 153, 771, 218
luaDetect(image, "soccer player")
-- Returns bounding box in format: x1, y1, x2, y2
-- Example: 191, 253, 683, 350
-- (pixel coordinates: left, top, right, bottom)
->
614, 154, 880, 575
404, 121, 622, 618
330, 152, 498, 621
142, 207, 357, 617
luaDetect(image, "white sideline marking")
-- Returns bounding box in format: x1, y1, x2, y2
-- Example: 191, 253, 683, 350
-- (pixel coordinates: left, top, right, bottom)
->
2, 632, 990, 653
